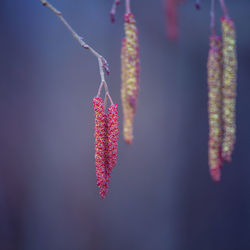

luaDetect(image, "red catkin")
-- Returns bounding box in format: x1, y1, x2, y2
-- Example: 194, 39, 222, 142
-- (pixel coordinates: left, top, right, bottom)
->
93, 97, 108, 198
107, 104, 119, 172
93, 97, 119, 198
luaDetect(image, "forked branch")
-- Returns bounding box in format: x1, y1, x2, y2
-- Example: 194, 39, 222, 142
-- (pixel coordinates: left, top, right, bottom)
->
40, 0, 113, 104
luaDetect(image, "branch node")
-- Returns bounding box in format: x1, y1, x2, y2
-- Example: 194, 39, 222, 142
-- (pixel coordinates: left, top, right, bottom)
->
83, 44, 89, 49
101, 57, 110, 75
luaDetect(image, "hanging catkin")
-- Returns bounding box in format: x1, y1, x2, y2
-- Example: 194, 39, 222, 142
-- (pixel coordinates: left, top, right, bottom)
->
93, 97, 108, 198
93, 97, 119, 198
207, 35, 223, 181
107, 104, 119, 171
221, 16, 237, 162
121, 13, 140, 144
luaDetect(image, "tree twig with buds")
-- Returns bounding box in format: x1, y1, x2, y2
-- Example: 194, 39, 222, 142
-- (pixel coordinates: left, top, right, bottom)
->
40, 0, 113, 104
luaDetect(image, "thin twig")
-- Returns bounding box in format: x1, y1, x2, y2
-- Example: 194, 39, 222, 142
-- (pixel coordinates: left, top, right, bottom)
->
219, 0, 229, 17
110, 0, 120, 23
125, 0, 131, 14
40, 0, 112, 100
210, 0, 216, 35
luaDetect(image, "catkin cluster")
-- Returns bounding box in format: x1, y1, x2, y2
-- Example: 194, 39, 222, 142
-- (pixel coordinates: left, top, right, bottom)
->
121, 13, 140, 144
93, 97, 119, 198
207, 16, 237, 181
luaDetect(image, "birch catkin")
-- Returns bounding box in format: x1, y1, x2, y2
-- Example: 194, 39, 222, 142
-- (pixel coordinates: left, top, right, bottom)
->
121, 13, 140, 144
221, 17, 237, 162
93, 97, 108, 198
107, 104, 119, 172
93, 97, 119, 198
207, 35, 223, 181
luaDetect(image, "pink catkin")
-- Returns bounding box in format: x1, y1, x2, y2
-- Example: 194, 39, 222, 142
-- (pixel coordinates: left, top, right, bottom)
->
93, 97, 108, 198
107, 104, 119, 172
93, 97, 119, 198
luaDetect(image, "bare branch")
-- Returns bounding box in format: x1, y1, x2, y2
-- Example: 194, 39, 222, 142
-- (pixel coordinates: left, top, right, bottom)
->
40, 0, 112, 99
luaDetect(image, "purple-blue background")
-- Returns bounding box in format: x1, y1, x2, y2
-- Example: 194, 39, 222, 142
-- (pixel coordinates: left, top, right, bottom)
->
0, 1, 250, 249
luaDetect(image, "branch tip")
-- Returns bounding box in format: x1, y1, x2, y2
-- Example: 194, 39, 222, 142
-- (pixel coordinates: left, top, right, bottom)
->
195, 0, 201, 10
110, 13, 115, 23
195, 3, 200, 10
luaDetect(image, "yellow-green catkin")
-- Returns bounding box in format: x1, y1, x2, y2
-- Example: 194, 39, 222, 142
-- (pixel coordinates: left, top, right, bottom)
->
121, 13, 140, 144
207, 35, 223, 181
221, 17, 237, 162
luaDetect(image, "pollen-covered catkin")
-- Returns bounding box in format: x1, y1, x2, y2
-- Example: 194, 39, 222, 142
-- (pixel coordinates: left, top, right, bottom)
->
93, 97, 119, 198
107, 104, 119, 172
93, 97, 109, 198
207, 35, 223, 182
121, 13, 140, 144
221, 17, 237, 162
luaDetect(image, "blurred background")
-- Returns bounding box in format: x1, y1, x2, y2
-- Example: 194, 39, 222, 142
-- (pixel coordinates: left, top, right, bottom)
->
0, 0, 250, 249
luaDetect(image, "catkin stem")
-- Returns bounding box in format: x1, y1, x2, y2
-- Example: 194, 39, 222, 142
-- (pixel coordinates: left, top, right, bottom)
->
125, 0, 131, 14
210, 0, 216, 35
110, 0, 120, 23
219, 0, 228, 17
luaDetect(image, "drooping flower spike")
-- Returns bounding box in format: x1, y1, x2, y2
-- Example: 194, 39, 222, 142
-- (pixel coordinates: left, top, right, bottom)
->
93, 97, 109, 198
206, 0, 223, 181
206, 0, 237, 181
121, 12, 140, 144
93, 82, 119, 198
107, 104, 119, 173
207, 35, 223, 182
221, 16, 237, 163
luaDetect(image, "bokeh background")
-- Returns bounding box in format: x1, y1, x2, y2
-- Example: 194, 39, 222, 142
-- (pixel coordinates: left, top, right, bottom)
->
0, 0, 250, 249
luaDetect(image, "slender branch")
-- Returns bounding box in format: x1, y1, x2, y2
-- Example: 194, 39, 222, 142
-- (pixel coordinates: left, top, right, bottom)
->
40, 0, 112, 100
125, 0, 131, 14
110, 0, 120, 23
219, 0, 228, 17
210, 0, 216, 35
